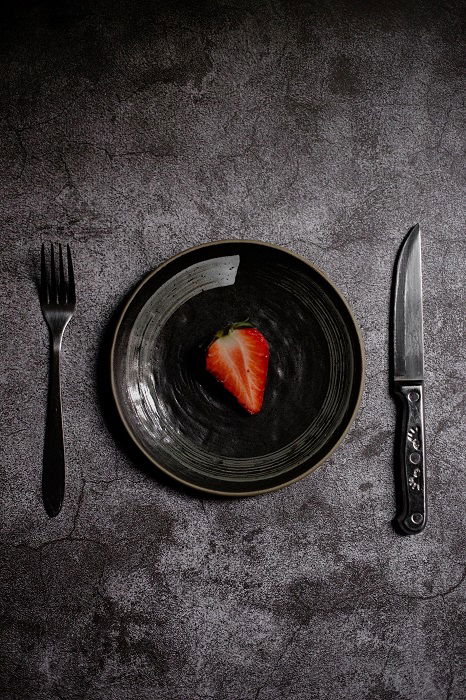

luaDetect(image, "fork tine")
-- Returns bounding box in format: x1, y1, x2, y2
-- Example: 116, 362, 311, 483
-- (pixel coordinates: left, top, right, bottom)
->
50, 244, 58, 302
40, 243, 48, 304
58, 243, 66, 303
67, 244, 76, 304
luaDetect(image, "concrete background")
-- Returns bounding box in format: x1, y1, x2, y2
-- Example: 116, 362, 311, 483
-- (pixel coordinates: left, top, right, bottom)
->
0, 1, 465, 698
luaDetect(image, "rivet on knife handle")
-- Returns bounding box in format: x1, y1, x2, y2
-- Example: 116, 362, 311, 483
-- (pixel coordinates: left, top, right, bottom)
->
394, 383, 426, 534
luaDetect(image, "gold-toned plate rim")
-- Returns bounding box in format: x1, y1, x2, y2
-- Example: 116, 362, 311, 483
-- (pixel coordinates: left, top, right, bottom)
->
110, 239, 366, 497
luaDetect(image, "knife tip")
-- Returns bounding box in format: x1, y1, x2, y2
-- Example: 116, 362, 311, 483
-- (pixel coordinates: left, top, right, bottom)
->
401, 223, 421, 250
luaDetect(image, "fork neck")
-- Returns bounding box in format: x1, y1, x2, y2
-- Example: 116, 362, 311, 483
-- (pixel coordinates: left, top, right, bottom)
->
50, 330, 64, 353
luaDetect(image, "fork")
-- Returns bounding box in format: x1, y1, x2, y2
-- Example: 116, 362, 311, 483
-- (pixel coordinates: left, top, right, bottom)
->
40, 243, 76, 517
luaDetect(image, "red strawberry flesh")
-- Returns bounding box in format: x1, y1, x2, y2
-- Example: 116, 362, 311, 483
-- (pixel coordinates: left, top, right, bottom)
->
206, 323, 269, 414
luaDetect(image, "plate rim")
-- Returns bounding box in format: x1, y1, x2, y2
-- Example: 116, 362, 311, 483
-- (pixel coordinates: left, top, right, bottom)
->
110, 239, 366, 496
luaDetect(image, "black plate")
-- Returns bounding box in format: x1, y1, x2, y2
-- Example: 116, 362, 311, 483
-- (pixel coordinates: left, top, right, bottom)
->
111, 241, 364, 495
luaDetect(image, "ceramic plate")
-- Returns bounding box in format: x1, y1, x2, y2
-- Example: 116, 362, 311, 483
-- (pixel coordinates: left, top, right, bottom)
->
111, 241, 364, 495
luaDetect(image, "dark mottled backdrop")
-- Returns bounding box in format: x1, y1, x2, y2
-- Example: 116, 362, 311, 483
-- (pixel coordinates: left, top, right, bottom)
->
0, 1, 465, 699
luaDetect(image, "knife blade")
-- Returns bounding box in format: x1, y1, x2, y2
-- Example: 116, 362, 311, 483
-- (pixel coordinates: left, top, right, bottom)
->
392, 224, 426, 534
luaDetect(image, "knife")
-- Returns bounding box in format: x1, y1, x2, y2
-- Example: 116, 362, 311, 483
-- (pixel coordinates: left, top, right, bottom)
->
392, 224, 426, 534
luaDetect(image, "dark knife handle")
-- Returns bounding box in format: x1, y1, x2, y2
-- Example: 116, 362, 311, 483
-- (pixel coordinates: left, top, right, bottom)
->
394, 383, 426, 534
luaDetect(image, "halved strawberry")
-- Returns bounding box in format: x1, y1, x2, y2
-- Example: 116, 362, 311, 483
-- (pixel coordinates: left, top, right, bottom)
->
206, 322, 269, 414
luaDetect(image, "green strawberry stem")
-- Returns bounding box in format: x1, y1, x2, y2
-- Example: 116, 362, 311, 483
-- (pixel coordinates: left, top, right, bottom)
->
214, 319, 254, 338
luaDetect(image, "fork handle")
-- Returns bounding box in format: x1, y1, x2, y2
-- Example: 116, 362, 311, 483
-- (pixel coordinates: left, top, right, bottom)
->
42, 338, 65, 517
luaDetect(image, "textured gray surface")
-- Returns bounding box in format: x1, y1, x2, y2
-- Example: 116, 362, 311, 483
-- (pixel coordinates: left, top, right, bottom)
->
1, 1, 465, 699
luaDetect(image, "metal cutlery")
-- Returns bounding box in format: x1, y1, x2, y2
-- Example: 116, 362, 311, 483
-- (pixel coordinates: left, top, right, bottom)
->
40, 243, 76, 517
391, 224, 426, 534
